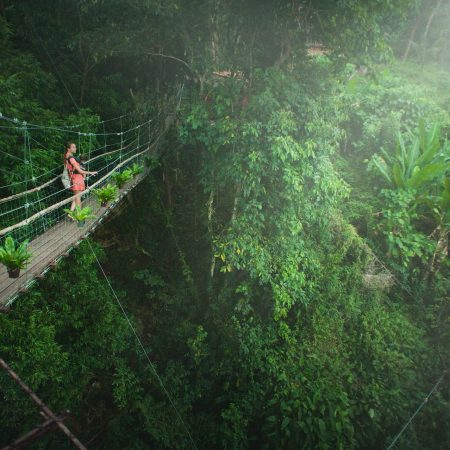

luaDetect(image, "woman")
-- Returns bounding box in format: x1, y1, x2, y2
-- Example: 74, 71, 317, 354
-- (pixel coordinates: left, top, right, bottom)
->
64, 142, 97, 212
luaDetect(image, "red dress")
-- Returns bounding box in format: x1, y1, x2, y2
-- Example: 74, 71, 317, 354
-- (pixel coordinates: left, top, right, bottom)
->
66, 156, 85, 192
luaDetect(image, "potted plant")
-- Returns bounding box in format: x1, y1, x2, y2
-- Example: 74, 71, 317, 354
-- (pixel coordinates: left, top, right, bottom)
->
64, 206, 96, 227
112, 169, 133, 189
0, 236, 32, 278
94, 184, 118, 207
130, 163, 143, 177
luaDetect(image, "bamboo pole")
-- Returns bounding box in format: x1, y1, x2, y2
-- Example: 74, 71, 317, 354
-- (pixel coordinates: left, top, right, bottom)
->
0, 176, 60, 204
0, 358, 87, 450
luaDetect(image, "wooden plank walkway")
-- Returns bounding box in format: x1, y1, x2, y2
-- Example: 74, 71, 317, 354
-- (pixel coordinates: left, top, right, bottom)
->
0, 171, 147, 309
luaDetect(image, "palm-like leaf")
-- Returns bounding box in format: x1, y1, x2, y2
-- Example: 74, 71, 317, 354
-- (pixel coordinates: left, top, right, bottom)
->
371, 121, 448, 191
406, 163, 446, 189
64, 206, 96, 221
0, 237, 32, 269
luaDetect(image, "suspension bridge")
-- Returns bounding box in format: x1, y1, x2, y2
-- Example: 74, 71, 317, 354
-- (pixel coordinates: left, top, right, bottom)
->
0, 94, 180, 309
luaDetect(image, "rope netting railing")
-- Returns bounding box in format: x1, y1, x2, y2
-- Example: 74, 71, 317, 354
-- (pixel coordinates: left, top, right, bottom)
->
0, 109, 166, 249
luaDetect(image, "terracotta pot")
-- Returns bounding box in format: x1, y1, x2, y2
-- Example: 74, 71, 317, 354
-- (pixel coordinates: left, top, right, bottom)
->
8, 267, 20, 278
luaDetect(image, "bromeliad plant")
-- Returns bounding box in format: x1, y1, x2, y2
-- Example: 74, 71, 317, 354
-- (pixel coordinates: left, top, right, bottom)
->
64, 206, 96, 227
371, 121, 449, 271
130, 163, 143, 177
370, 121, 447, 191
94, 184, 118, 207
0, 236, 32, 278
112, 169, 133, 188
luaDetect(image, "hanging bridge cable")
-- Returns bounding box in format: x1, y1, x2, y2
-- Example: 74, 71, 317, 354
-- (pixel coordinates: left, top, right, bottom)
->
119, 115, 123, 164
137, 125, 141, 165
27, 127, 48, 234
0, 109, 162, 142
86, 133, 92, 190
86, 240, 199, 450
0, 135, 142, 216
385, 370, 448, 450
0, 90, 176, 216
0, 130, 138, 196
0, 161, 63, 192
0, 111, 156, 137
103, 121, 107, 154
0, 148, 26, 164
0, 125, 160, 238
22, 123, 31, 285
22, 123, 29, 221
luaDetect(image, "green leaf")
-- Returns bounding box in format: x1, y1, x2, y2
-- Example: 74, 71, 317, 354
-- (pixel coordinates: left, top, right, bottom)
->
406, 163, 445, 189
392, 163, 405, 188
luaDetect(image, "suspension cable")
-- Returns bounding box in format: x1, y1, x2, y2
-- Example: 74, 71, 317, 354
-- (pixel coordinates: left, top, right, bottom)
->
86, 240, 198, 450
385, 370, 447, 449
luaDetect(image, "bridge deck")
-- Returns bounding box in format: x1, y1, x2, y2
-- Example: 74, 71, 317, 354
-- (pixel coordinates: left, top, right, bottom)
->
0, 172, 146, 309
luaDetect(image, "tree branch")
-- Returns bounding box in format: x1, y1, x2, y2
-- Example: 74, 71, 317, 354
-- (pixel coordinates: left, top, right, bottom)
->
423, 0, 443, 40
146, 52, 195, 74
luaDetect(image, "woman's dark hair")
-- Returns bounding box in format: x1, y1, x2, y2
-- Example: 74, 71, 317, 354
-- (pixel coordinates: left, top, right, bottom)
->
63, 142, 76, 162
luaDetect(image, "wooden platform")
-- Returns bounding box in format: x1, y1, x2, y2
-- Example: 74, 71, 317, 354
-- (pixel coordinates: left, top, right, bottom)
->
0, 172, 147, 309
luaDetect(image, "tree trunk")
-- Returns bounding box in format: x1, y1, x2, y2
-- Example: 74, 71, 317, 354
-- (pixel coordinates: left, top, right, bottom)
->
275, 37, 292, 68
402, 18, 419, 61
231, 184, 241, 224
164, 168, 172, 210
207, 190, 215, 279
79, 64, 89, 107
423, 0, 443, 40
426, 225, 448, 280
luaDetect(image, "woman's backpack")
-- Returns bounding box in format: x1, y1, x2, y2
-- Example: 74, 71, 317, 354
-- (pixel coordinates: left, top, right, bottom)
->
61, 156, 73, 189
61, 166, 71, 189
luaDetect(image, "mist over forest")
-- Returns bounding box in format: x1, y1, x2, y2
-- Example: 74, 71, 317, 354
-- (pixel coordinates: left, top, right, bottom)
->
0, 1, 449, 449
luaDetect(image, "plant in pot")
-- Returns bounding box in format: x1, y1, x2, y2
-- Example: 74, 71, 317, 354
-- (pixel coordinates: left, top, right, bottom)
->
130, 163, 143, 177
112, 169, 133, 189
94, 184, 118, 207
64, 206, 96, 227
0, 236, 32, 278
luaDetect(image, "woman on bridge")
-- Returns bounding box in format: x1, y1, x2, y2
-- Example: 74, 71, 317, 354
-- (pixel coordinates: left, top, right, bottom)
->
65, 142, 97, 212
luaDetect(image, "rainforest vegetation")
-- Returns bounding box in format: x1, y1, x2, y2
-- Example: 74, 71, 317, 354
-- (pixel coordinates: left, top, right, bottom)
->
0, 1, 449, 449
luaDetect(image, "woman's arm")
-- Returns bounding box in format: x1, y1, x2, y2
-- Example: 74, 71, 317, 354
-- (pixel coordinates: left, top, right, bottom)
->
69, 157, 97, 175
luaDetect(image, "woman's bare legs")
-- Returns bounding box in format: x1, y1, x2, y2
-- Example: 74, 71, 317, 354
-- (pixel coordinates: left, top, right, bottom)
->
70, 192, 82, 211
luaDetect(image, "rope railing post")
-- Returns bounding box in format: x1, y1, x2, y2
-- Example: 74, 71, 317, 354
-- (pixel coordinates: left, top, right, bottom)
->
137, 125, 141, 165
119, 115, 123, 164
103, 121, 107, 154
22, 122, 31, 286
86, 133, 92, 190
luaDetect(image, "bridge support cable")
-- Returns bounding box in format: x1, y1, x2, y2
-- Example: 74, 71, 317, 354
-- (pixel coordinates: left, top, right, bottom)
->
86, 240, 198, 450
385, 370, 448, 450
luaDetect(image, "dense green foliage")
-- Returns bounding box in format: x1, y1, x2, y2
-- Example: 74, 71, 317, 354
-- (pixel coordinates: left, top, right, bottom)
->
0, 1, 449, 449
